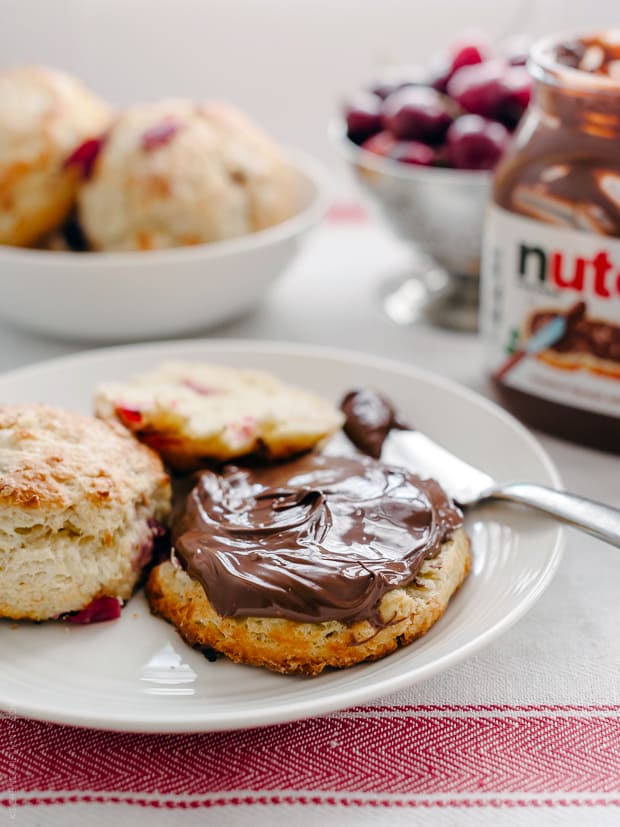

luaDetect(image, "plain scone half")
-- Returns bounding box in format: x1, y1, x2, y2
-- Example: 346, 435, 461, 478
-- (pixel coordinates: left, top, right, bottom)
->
94, 361, 345, 471
0, 404, 171, 621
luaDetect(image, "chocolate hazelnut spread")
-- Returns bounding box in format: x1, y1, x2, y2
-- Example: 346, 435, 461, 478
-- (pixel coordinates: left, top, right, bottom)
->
341, 388, 407, 458
172, 452, 463, 625
481, 31, 620, 452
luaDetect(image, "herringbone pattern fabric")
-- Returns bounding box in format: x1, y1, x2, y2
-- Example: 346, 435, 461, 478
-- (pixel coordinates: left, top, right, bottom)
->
1, 705, 619, 814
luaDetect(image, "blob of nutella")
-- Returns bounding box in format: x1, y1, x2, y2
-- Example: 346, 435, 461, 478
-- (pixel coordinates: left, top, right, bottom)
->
172, 452, 462, 625
481, 31, 620, 452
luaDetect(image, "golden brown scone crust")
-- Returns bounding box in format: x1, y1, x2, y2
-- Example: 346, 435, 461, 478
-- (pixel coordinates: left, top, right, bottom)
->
0, 65, 110, 246
146, 527, 471, 675
0, 404, 171, 620
77, 99, 297, 251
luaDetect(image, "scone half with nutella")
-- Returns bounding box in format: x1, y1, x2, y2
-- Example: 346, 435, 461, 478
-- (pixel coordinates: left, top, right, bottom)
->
146, 452, 470, 676
95, 361, 345, 471
0, 404, 170, 622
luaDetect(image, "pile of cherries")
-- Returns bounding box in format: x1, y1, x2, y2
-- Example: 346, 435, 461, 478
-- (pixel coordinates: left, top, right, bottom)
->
344, 33, 532, 171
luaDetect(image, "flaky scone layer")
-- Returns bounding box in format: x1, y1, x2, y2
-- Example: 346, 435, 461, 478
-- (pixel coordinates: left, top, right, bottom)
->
95, 361, 344, 471
0, 403, 171, 620
146, 526, 471, 676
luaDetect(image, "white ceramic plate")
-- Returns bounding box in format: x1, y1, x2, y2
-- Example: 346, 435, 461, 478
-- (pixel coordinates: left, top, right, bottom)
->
0, 340, 563, 732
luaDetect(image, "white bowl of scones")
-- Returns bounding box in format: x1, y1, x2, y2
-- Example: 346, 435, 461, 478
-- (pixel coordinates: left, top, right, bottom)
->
0, 67, 329, 342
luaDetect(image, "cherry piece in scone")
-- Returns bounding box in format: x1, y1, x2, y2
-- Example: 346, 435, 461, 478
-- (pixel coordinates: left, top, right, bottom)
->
182, 378, 220, 395
344, 92, 383, 144
361, 130, 397, 156
64, 136, 105, 179
446, 114, 509, 170
114, 404, 143, 426
65, 596, 122, 624
382, 86, 454, 144
390, 140, 436, 166
142, 118, 181, 151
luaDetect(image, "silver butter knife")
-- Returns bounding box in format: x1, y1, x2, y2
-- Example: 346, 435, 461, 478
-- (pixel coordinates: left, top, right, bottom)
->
381, 429, 620, 548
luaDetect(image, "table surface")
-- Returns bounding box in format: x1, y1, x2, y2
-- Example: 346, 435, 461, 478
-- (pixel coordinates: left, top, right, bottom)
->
1, 214, 619, 827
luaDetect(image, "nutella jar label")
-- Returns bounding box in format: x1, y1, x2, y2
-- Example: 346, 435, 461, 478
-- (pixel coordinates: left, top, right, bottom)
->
481, 205, 620, 418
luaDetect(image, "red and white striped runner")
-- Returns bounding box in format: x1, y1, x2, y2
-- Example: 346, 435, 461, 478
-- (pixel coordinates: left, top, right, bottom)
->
2, 705, 619, 813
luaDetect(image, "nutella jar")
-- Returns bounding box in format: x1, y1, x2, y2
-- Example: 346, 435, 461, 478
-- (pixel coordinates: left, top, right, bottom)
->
481, 31, 620, 453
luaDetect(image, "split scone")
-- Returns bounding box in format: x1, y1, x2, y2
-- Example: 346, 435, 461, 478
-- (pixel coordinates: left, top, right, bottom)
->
0, 65, 110, 247
0, 404, 171, 621
146, 452, 470, 675
94, 361, 345, 471
77, 99, 297, 251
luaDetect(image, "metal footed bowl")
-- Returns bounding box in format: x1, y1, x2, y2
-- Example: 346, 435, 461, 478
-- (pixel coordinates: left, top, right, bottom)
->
332, 122, 492, 330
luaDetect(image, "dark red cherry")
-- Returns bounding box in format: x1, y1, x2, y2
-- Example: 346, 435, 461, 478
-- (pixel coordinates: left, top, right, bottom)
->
344, 93, 383, 144
382, 86, 454, 144
430, 32, 493, 92
447, 60, 507, 119
449, 31, 494, 73
361, 130, 396, 157
389, 140, 436, 166
496, 65, 532, 128
446, 114, 509, 170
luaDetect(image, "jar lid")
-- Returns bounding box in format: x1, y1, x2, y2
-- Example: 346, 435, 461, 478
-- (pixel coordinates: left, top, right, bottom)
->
530, 31, 620, 94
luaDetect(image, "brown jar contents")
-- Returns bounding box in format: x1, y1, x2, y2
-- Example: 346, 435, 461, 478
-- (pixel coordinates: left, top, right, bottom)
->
481, 30, 620, 453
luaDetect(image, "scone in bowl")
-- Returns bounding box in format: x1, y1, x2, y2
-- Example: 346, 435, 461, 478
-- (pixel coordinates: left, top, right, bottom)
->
332, 122, 491, 278
0, 151, 329, 342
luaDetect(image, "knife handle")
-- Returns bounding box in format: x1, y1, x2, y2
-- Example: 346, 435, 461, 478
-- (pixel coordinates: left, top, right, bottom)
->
494, 483, 620, 548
